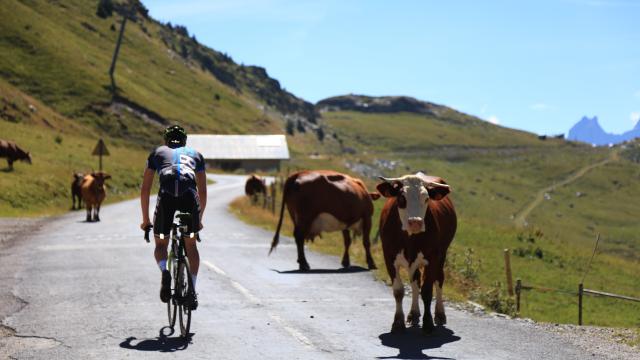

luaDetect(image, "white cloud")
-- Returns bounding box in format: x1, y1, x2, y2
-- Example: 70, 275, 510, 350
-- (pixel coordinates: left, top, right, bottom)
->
631, 111, 640, 125
530, 103, 549, 111
487, 115, 500, 125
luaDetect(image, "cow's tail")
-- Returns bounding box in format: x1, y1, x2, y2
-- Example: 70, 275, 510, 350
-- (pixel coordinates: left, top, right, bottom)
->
269, 180, 289, 255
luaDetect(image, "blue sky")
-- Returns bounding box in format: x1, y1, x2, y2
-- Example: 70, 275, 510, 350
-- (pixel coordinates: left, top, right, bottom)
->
147, 0, 640, 135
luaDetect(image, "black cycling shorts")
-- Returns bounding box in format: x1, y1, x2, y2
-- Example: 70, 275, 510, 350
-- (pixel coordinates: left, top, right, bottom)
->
153, 189, 201, 236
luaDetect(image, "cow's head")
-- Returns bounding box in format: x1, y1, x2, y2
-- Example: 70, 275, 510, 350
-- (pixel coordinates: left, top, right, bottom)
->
91, 171, 111, 188
24, 152, 32, 164
376, 172, 450, 235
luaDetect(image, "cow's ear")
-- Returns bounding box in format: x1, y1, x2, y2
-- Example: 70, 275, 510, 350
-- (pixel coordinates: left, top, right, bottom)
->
104, 173, 111, 179
427, 184, 450, 201
376, 182, 401, 198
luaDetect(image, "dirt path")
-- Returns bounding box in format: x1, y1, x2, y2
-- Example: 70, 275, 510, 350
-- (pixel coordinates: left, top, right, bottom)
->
514, 151, 617, 228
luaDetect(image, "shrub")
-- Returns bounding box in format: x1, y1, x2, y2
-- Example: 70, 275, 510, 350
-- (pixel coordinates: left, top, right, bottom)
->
474, 281, 517, 316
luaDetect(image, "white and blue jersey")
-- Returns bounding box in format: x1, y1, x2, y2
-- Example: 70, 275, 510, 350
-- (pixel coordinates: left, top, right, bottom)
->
146, 145, 206, 197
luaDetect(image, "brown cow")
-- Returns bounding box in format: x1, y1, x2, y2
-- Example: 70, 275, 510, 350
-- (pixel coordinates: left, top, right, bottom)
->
245, 174, 267, 197
270, 170, 379, 271
81, 172, 111, 222
376, 172, 456, 333
71, 172, 84, 210
0, 139, 32, 170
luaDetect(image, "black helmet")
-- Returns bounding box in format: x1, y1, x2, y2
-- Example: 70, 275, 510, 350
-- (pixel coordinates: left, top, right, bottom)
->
164, 125, 187, 148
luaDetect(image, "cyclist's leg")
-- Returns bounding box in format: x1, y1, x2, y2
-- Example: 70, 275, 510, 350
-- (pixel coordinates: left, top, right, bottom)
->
153, 191, 176, 303
179, 189, 200, 288
153, 191, 175, 270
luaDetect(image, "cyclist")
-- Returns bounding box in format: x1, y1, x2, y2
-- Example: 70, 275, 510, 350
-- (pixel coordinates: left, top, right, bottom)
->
140, 125, 207, 310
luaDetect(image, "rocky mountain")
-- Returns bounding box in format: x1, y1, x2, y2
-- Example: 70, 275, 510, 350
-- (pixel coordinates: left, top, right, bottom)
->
567, 116, 640, 146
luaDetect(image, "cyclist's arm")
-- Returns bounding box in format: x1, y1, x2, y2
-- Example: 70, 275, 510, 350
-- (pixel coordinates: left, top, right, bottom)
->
195, 171, 207, 220
140, 168, 155, 228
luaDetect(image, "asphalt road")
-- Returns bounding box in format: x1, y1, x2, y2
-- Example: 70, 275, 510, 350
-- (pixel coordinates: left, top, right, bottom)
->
0, 174, 617, 359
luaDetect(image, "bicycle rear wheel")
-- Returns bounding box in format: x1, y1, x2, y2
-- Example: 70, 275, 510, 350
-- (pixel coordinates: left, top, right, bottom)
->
167, 256, 178, 328
177, 260, 192, 337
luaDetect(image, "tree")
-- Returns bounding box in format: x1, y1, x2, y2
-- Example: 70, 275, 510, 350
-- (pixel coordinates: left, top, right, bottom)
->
316, 127, 325, 142
286, 120, 295, 135
296, 120, 306, 133
96, 0, 114, 19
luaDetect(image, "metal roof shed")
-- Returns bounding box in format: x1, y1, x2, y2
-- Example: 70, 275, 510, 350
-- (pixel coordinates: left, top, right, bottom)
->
187, 134, 290, 172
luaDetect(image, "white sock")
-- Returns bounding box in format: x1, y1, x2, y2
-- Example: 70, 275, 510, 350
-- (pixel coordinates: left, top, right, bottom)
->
191, 274, 197, 291
158, 259, 167, 271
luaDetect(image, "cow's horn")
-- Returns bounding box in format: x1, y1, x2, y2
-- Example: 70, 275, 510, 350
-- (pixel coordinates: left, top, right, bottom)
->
427, 181, 450, 189
378, 176, 401, 183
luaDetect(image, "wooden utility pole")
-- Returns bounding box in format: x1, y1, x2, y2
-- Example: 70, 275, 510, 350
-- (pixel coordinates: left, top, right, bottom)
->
109, 2, 136, 97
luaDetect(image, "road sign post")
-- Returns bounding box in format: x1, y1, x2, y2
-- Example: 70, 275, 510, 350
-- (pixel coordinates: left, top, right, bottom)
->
92, 139, 110, 171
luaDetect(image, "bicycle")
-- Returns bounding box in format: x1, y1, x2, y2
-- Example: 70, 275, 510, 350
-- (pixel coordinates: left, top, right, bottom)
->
144, 212, 200, 338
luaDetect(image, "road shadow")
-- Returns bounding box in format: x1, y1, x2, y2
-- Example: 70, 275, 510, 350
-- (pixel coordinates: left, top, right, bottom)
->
119, 327, 191, 352
272, 265, 370, 274
377, 326, 460, 359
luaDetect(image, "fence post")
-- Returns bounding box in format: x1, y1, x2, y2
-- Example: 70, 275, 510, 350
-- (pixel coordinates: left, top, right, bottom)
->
271, 183, 277, 214
516, 279, 521, 313
504, 249, 514, 296
578, 283, 583, 325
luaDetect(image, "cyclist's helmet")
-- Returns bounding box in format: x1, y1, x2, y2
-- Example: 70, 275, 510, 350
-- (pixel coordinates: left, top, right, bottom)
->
164, 125, 187, 148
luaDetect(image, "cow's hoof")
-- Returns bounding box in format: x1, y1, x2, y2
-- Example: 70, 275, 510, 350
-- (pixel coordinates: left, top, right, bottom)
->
391, 320, 406, 333
341, 258, 350, 269
86, 217, 91, 222
422, 315, 435, 334
406, 311, 421, 326
298, 262, 310, 271
95, 217, 100, 222
434, 312, 447, 326
367, 259, 377, 270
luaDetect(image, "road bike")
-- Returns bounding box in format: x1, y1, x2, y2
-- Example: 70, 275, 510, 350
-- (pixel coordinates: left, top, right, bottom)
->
144, 212, 200, 338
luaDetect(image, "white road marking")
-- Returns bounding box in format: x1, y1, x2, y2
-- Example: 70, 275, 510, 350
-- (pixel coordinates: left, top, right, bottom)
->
38, 243, 145, 251
202, 259, 317, 350
268, 313, 315, 349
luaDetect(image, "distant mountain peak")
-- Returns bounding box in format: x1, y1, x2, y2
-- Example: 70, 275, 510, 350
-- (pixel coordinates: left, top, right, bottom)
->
568, 115, 640, 146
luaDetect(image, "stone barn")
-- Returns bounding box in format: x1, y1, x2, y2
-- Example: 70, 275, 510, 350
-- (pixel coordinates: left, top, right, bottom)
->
187, 134, 290, 172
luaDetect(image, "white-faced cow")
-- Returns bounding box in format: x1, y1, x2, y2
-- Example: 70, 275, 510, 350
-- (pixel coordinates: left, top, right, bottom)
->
377, 172, 456, 333
81, 172, 111, 222
270, 170, 379, 271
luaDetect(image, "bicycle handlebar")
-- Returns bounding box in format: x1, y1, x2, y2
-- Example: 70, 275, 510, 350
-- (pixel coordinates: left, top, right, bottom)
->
144, 225, 153, 243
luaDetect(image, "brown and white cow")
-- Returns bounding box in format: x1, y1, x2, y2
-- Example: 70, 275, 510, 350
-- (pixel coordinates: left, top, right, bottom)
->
0, 139, 32, 170
245, 174, 267, 197
81, 172, 111, 222
377, 172, 456, 333
71, 172, 84, 210
270, 170, 379, 271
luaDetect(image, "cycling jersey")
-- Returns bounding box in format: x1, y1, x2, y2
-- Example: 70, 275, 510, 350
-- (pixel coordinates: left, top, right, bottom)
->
147, 145, 206, 235
146, 145, 205, 197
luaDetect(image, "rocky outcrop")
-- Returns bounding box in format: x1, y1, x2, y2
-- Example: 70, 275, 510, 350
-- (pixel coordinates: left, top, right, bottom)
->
316, 94, 447, 116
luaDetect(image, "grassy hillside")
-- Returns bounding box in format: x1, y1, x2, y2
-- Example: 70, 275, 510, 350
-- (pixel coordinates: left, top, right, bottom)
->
0, 79, 148, 216
0, 0, 321, 215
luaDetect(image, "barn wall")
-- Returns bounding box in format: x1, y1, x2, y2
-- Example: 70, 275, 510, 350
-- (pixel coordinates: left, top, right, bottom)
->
204, 159, 282, 172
